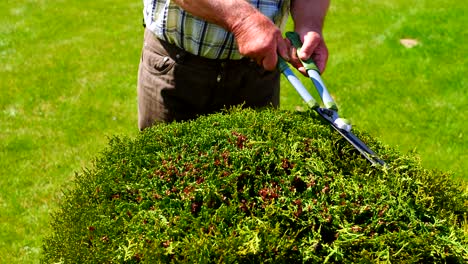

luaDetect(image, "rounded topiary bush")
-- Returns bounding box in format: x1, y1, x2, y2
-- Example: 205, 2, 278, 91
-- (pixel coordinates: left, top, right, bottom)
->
42, 108, 467, 263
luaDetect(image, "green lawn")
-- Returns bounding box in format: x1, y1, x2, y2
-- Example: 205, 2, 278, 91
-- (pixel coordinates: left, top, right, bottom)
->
0, 0, 466, 263
282, 0, 467, 176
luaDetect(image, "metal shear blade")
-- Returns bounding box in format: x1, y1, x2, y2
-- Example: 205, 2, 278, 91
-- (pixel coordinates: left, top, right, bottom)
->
278, 32, 386, 166
315, 108, 386, 166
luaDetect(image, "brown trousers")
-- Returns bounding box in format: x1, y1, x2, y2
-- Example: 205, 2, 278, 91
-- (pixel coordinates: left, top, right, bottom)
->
137, 29, 280, 130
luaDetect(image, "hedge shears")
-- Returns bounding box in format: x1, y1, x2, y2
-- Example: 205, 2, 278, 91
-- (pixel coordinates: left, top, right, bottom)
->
279, 32, 386, 166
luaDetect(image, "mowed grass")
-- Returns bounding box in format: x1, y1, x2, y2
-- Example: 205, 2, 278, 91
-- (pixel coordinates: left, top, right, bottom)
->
0, 0, 141, 262
0, 0, 466, 263
281, 0, 467, 176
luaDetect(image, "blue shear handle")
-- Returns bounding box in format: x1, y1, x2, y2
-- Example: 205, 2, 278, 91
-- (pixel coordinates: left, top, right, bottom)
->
308, 70, 338, 110
285, 32, 338, 111
285, 32, 320, 73
278, 58, 319, 108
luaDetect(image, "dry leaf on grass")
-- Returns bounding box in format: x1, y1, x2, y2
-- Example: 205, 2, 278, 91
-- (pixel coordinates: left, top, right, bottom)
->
400, 38, 419, 48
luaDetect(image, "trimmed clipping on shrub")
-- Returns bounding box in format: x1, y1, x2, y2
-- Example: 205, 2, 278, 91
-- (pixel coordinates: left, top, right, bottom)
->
42, 108, 467, 263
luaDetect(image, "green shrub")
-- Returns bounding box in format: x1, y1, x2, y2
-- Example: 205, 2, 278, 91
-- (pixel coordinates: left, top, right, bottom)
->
42, 108, 467, 263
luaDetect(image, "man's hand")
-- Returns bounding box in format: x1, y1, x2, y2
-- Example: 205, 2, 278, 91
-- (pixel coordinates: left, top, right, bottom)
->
290, 0, 330, 75
231, 12, 289, 71
287, 30, 328, 75
173, 0, 288, 71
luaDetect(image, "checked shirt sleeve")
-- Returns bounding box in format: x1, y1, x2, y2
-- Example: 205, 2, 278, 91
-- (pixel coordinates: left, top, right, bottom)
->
143, 0, 290, 60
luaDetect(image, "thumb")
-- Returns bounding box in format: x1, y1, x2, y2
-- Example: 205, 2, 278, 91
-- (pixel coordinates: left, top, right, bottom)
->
298, 32, 321, 61
262, 51, 277, 71
277, 36, 290, 61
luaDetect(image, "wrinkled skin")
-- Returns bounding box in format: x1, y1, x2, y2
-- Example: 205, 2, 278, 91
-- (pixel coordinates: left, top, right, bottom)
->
173, 0, 330, 74
231, 11, 288, 71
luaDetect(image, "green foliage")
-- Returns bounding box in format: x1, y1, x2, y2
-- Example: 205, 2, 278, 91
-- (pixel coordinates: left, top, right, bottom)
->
1, 0, 466, 262
42, 108, 467, 263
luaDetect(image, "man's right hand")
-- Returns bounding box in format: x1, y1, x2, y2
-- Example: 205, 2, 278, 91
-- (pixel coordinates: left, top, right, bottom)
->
230, 12, 289, 71
173, 0, 289, 71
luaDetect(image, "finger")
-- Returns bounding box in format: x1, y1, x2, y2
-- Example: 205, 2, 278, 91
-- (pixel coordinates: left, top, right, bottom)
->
287, 46, 300, 68
285, 39, 301, 67
312, 44, 328, 73
298, 32, 321, 61
277, 36, 290, 61
262, 52, 277, 71
313, 54, 325, 73
285, 46, 307, 76
298, 66, 307, 76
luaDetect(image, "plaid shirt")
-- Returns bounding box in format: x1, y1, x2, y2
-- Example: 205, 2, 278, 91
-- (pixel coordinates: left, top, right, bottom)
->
143, 0, 290, 60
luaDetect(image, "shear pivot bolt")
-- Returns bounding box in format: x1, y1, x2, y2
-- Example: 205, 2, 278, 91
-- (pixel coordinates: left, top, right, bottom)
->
334, 118, 351, 132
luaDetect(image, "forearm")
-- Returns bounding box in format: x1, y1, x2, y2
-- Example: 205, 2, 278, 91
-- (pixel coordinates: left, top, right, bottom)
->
291, 0, 330, 34
289, 0, 330, 73
173, 0, 287, 70
172, 0, 258, 32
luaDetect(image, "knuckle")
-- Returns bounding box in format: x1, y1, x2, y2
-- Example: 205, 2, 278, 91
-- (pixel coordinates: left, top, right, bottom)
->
307, 31, 321, 40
